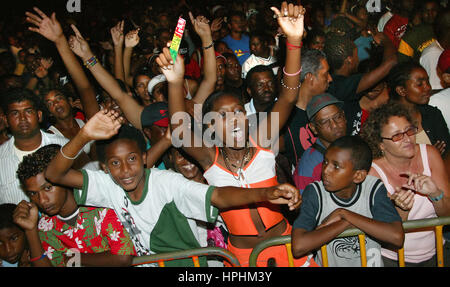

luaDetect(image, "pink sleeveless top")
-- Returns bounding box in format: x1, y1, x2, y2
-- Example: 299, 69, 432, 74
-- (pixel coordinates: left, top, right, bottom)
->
203, 138, 284, 236
372, 144, 441, 263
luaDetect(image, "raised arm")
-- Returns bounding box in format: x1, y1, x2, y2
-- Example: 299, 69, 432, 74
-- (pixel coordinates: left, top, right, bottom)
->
68, 25, 145, 129
110, 20, 126, 85
45, 109, 123, 189
356, 31, 397, 94
25, 7, 99, 119
256, 2, 305, 148
123, 28, 140, 88
188, 12, 217, 104
156, 46, 215, 169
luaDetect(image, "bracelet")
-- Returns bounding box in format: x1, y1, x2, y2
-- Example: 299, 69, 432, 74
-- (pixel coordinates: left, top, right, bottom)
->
280, 78, 301, 90
283, 66, 302, 77
202, 41, 214, 50
30, 253, 47, 263
286, 40, 302, 50
60, 145, 81, 160
84, 55, 98, 68
428, 190, 444, 202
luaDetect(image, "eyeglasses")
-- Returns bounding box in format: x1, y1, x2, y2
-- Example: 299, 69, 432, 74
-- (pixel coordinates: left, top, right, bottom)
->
381, 126, 418, 142
314, 111, 346, 129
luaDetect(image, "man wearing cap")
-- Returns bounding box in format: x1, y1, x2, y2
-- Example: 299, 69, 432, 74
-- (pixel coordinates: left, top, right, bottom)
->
429, 50, 450, 133
293, 93, 347, 194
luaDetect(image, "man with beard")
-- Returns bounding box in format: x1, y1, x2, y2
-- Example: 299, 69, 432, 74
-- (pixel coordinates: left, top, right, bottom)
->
0, 89, 69, 204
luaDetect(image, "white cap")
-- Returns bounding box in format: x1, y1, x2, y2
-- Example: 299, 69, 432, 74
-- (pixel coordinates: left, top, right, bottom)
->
147, 74, 167, 95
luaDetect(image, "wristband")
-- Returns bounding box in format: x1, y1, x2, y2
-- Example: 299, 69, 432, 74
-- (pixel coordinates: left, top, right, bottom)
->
84, 55, 98, 68
30, 253, 47, 262
286, 40, 302, 50
283, 66, 302, 77
202, 41, 214, 50
60, 145, 82, 160
428, 190, 444, 202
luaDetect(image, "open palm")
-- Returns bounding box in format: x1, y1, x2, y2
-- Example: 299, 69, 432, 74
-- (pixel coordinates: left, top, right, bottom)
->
83, 110, 123, 140
25, 7, 63, 42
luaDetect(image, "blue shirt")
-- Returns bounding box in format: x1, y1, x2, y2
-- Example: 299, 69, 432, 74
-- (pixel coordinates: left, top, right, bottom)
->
222, 34, 251, 65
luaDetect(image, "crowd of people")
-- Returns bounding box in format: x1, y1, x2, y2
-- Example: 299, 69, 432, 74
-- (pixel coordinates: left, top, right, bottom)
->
0, 0, 449, 267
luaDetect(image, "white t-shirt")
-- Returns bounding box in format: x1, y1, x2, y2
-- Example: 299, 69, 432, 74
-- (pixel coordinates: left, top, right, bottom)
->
74, 168, 218, 266
420, 41, 444, 90
428, 88, 450, 133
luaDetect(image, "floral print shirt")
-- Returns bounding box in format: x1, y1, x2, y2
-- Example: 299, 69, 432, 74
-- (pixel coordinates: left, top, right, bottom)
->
38, 206, 136, 266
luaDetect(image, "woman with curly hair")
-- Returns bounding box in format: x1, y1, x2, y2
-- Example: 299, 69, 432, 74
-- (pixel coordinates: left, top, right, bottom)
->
360, 102, 450, 267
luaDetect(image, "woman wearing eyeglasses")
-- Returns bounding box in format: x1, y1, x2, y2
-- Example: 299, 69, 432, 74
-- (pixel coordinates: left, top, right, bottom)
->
360, 102, 450, 267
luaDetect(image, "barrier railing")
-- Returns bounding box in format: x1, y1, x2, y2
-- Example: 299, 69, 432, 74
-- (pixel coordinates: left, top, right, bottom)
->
132, 247, 241, 267
248, 216, 450, 267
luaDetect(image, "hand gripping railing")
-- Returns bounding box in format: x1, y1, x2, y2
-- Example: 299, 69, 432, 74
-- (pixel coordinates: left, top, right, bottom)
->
248, 216, 450, 267
132, 247, 241, 267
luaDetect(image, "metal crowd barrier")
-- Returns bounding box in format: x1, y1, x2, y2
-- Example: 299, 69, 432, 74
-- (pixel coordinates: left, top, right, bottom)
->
248, 216, 450, 267
132, 247, 241, 267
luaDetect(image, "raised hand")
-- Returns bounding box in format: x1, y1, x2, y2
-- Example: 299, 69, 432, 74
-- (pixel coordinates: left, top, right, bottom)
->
25, 7, 63, 43
125, 28, 140, 48
155, 45, 185, 83
13, 201, 39, 232
81, 109, 123, 141
188, 12, 212, 41
110, 20, 124, 47
68, 25, 93, 60
210, 17, 223, 33
270, 1, 305, 40
267, 183, 301, 211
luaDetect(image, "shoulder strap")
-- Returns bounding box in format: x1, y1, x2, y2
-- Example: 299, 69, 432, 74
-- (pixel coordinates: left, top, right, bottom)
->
419, 144, 431, 176
312, 142, 326, 155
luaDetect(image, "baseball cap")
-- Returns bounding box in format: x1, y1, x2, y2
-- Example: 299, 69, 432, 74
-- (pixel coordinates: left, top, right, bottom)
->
147, 74, 167, 95
306, 93, 343, 120
438, 49, 450, 74
141, 101, 169, 128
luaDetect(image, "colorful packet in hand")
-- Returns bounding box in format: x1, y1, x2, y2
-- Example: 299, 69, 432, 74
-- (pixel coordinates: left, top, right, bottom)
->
170, 17, 186, 62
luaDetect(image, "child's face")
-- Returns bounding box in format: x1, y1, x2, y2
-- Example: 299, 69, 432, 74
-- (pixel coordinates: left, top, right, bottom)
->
102, 139, 147, 193
322, 147, 357, 194
0, 226, 26, 264
211, 94, 248, 149
24, 172, 71, 216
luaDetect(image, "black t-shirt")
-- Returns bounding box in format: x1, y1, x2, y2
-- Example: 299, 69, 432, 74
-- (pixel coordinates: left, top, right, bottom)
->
343, 100, 363, 136
327, 73, 364, 102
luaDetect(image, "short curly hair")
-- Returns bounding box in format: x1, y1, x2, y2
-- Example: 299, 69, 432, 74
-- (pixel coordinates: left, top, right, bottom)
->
17, 144, 60, 186
360, 102, 414, 159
